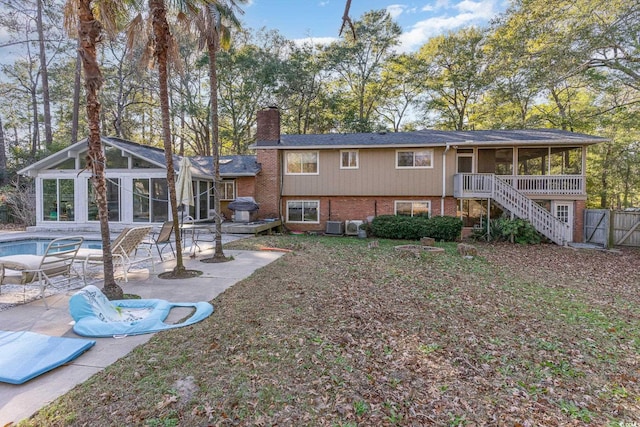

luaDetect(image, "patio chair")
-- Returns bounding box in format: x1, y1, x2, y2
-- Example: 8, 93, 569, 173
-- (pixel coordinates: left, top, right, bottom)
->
78, 226, 154, 284
141, 221, 175, 261
0, 236, 84, 309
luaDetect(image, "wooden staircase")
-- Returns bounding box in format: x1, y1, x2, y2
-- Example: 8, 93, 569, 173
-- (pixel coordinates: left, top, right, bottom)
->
456, 174, 571, 245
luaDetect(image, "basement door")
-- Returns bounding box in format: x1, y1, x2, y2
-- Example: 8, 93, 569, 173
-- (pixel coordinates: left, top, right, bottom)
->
552, 201, 574, 242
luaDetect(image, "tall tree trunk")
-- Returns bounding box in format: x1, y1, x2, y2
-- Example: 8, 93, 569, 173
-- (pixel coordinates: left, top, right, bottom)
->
207, 29, 225, 259
0, 115, 7, 186
36, 0, 53, 148
71, 39, 82, 144
30, 85, 39, 156
150, 0, 185, 273
78, 0, 121, 299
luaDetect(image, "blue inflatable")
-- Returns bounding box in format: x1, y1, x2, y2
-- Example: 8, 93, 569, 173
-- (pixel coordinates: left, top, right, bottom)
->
69, 285, 214, 338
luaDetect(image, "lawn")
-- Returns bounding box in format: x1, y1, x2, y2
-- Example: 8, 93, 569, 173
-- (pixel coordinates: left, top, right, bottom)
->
24, 236, 640, 426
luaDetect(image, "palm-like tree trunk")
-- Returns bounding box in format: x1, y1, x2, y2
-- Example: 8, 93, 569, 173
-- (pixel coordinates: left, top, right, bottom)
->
77, 0, 121, 299
206, 25, 226, 259
150, 0, 185, 273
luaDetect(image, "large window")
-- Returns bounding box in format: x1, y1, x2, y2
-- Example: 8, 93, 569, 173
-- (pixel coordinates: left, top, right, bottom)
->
88, 178, 120, 221
42, 179, 74, 221
340, 150, 359, 169
395, 201, 430, 217
287, 200, 319, 223
396, 149, 433, 168
286, 151, 318, 174
133, 178, 169, 222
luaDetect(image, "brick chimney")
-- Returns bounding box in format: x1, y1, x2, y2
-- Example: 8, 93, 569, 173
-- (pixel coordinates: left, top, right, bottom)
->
255, 106, 281, 219
256, 106, 280, 145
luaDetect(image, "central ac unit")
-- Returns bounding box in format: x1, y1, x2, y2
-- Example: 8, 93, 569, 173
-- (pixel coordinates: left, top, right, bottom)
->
345, 220, 364, 236
326, 221, 344, 235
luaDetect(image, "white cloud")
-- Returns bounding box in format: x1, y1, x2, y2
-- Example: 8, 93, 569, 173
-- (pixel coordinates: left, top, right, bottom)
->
386, 4, 407, 19
319, 1, 330, 6
399, 0, 498, 52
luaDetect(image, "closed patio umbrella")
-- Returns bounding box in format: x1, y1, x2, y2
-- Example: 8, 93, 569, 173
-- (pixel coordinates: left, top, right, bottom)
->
175, 157, 194, 217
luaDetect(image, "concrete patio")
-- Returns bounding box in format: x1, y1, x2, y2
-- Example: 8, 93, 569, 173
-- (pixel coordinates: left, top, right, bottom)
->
0, 233, 284, 424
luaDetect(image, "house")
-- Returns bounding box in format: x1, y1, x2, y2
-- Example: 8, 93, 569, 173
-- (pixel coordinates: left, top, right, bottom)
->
20, 110, 606, 244
252, 107, 607, 244
18, 136, 261, 231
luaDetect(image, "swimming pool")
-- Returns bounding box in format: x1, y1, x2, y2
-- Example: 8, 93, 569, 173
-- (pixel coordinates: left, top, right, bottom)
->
0, 239, 102, 257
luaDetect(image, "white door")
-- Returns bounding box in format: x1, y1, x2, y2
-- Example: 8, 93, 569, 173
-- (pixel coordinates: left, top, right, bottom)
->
553, 201, 574, 242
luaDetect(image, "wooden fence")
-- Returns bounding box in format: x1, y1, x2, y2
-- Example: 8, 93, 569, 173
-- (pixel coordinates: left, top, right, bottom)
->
584, 209, 640, 248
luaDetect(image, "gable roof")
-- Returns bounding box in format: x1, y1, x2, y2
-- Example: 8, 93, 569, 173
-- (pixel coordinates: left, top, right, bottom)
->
18, 137, 260, 178
256, 129, 607, 149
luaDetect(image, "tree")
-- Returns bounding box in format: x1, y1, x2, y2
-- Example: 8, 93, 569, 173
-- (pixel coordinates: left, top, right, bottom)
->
64, 0, 125, 299
193, 0, 246, 261
146, 0, 190, 275
323, 9, 401, 132
417, 27, 491, 130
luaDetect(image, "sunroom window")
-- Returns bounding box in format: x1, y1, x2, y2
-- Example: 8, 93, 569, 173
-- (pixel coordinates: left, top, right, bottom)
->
42, 179, 74, 221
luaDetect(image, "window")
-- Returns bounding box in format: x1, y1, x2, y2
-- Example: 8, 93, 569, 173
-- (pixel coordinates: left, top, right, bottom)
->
286, 151, 318, 174
42, 179, 75, 221
88, 178, 120, 221
133, 178, 169, 222
395, 201, 430, 217
340, 150, 359, 169
396, 149, 433, 168
287, 200, 319, 223
105, 146, 129, 168
221, 181, 235, 200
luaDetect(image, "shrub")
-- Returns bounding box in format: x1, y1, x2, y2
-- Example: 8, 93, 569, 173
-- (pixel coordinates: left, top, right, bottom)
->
370, 215, 462, 241
471, 217, 541, 244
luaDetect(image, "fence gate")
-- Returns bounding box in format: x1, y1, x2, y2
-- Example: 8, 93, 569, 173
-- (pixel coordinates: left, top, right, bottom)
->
612, 211, 640, 247
584, 209, 609, 247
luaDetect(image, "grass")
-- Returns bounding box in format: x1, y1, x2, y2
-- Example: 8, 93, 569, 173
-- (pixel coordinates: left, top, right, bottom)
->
21, 235, 640, 426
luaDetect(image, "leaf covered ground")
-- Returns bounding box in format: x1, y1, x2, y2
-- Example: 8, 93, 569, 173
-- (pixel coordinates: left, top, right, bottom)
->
24, 237, 640, 426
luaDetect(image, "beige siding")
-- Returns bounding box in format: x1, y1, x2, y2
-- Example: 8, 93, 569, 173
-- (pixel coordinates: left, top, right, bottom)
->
283, 148, 456, 196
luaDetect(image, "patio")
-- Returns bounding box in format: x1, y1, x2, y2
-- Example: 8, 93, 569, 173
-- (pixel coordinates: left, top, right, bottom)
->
0, 235, 285, 424
0, 230, 245, 310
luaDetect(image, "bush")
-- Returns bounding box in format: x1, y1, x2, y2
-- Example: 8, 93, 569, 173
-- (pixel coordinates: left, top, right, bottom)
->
471, 217, 541, 244
370, 215, 462, 241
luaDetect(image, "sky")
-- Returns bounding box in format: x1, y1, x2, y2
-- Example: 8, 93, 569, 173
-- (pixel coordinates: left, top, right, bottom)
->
240, 0, 509, 52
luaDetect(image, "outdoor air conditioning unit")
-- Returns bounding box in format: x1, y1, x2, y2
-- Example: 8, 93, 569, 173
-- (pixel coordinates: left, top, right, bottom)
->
345, 220, 364, 236
325, 221, 344, 235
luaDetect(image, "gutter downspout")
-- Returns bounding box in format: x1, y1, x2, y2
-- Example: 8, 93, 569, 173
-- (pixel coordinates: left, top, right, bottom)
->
441, 143, 451, 216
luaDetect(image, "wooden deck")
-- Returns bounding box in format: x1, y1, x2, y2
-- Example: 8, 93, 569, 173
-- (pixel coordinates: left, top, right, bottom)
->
220, 220, 283, 235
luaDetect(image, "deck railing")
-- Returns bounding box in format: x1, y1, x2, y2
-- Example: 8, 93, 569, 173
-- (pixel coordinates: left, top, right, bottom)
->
454, 174, 585, 197
454, 173, 571, 245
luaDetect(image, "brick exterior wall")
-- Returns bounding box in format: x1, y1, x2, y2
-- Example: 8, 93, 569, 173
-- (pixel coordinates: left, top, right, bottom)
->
282, 196, 460, 232
255, 149, 281, 219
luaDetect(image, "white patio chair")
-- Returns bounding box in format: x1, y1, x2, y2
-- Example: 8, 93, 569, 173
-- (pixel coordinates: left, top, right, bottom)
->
78, 226, 154, 283
0, 236, 84, 309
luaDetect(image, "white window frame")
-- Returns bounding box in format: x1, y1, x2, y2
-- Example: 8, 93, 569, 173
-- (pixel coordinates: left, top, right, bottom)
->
285, 151, 319, 175
286, 200, 320, 224
394, 200, 431, 217
221, 180, 235, 201
340, 150, 359, 169
396, 149, 434, 169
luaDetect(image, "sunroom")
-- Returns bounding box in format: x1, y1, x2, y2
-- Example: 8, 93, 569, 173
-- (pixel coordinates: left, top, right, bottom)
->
19, 137, 260, 231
